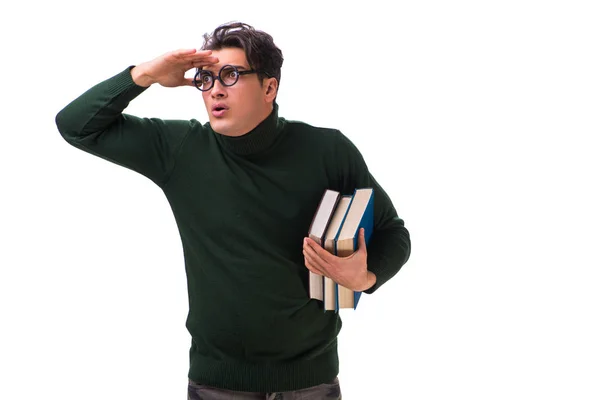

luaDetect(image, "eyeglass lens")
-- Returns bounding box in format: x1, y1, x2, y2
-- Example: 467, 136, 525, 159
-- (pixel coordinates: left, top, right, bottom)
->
197, 66, 239, 90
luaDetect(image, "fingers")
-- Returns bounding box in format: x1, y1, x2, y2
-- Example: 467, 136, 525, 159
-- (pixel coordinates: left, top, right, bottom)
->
172, 48, 200, 56
304, 250, 327, 277
304, 238, 335, 263
192, 57, 219, 69
303, 238, 335, 278
172, 48, 212, 57
167, 49, 219, 66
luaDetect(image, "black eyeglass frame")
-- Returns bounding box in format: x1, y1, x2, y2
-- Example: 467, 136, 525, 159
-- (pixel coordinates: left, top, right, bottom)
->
193, 64, 261, 91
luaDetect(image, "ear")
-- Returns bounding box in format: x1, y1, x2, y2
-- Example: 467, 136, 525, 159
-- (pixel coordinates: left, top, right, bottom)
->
264, 77, 278, 102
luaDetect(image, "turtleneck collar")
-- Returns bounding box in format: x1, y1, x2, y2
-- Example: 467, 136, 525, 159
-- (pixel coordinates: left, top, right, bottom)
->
212, 103, 283, 157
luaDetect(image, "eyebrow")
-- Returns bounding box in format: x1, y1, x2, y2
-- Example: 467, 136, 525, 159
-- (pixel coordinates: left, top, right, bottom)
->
202, 64, 250, 72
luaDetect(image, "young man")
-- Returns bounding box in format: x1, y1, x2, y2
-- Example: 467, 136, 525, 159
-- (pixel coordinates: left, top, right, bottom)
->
55, 22, 411, 399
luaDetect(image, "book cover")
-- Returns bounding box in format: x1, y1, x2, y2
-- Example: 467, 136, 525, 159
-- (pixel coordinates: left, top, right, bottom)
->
334, 188, 374, 310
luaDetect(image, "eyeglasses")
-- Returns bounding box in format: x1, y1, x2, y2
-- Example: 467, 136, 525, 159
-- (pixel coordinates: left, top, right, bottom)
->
193, 64, 259, 91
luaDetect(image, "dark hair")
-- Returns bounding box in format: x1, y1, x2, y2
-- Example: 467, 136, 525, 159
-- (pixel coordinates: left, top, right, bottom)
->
201, 22, 284, 86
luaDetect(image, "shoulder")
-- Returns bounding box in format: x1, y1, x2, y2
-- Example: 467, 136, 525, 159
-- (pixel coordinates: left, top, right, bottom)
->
184, 119, 212, 138
279, 117, 366, 167
280, 117, 348, 145
279, 117, 366, 161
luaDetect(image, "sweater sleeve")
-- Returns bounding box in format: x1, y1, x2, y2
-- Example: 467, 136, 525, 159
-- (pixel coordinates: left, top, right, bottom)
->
55, 66, 191, 187
335, 132, 411, 294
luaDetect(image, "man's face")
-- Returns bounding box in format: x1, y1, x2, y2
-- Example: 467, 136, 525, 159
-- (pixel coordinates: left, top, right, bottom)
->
200, 47, 274, 137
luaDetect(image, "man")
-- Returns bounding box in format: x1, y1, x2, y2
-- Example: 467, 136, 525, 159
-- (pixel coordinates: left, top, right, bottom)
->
55, 22, 411, 399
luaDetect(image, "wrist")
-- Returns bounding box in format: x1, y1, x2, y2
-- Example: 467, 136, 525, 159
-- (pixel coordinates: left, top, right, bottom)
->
366, 271, 377, 291
131, 65, 154, 87
356, 271, 377, 292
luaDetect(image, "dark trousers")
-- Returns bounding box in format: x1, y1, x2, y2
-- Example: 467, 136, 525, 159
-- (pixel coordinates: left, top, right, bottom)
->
188, 377, 342, 400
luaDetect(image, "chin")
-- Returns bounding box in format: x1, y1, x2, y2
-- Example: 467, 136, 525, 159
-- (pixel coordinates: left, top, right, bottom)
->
210, 119, 237, 136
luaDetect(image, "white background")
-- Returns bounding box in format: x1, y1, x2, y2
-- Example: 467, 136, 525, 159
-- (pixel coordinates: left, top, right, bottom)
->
1, 1, 599, 399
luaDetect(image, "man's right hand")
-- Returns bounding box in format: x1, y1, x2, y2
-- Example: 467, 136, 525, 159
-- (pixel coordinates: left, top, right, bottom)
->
131, 49, 219, 88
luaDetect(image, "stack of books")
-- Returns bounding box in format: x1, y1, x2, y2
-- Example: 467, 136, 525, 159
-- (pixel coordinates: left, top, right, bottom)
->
307, 188, 374, 311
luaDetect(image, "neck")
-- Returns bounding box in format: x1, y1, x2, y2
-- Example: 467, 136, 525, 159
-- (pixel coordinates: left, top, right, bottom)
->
212, 102, 283, 157
224, 104, 274, 138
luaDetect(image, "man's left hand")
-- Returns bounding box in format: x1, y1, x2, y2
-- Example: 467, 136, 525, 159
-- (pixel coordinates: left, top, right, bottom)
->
303, 228, 376, 292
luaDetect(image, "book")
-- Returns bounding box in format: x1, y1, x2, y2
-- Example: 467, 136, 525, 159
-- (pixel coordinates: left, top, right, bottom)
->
334, 188, 375, 310
307, 189, 340, 300
322, 195, 352, 311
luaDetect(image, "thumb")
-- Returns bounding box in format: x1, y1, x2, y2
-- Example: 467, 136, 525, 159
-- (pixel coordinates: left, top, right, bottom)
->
358, 228, 367, 253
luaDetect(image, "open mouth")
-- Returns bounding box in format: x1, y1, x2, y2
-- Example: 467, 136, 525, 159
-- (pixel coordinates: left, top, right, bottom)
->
211, 104, 229, 117
212, 104, 229, 112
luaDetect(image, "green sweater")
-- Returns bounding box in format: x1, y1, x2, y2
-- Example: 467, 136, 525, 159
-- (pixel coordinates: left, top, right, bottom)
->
55, 67, 411, 392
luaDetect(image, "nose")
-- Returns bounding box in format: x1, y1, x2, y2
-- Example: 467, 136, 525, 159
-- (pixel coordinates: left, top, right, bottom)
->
210, 78, 227, 98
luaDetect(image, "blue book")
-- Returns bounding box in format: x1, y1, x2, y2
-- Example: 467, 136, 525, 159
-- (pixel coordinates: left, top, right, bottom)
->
334, 188, 374, 310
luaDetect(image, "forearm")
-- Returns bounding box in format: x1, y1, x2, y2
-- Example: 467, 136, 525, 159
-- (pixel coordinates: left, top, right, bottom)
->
333, 133, 412, 293
359, 271, 377, 292
55, 66, 148, 143
130, 64, 155, 88
54, 66, 189, 186
364, 218, 411, 294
